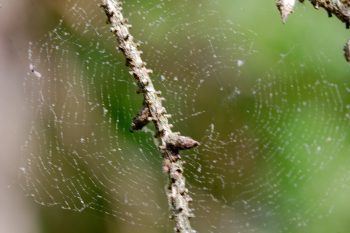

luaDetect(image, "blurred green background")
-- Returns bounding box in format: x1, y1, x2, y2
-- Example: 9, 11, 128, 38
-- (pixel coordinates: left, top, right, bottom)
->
2, 0, 350, 233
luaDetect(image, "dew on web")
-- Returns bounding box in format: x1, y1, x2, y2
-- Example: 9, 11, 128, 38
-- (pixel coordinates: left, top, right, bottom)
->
21, 0, 350, 232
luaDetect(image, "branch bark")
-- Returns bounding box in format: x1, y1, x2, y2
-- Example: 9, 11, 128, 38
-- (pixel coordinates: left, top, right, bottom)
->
277, 0, 350, 26
276, 0, 350, 62
303, 0, 350, 28
100, 1, 199, 232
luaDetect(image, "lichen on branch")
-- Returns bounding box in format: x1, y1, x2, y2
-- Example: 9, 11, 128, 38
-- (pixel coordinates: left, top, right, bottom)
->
100, 0, 199, 232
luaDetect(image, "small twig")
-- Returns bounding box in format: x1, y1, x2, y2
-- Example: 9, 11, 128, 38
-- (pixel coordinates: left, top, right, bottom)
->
276, 0, 296, 23
303, 0, 350, 28
277, 0, 350, 26
276, 0, 350, 62
100, 1, 199, 232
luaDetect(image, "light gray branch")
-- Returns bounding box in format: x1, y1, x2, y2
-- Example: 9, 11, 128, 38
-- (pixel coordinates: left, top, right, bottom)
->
277, 0, 350, 26
100, 1, 199, 232
302, 0, 350, 28
277, 0, 350, 62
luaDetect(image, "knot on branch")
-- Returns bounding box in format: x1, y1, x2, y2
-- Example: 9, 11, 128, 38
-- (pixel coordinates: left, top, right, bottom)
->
130, 105, 151, 132
165, 134, 200, 152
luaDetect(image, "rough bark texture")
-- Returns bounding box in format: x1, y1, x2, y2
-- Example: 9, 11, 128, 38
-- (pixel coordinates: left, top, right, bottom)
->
277, 0, 350, 62
304, 0, 350, 27
100, 1, 198, 232
276, 0, 296, 23
277, 0, 350, 26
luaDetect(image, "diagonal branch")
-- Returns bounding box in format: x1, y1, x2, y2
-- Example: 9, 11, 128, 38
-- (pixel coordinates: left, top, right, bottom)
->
276, 0, 350, 62
277, 0, 350, 26
302, 0, 350, 28
100, 1, 199, 232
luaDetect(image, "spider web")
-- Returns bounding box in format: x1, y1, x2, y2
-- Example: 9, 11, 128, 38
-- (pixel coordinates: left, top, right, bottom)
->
21, 0, 350, 232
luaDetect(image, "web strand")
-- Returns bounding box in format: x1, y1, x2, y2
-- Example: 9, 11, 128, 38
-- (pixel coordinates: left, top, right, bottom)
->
21, 1, 350, 232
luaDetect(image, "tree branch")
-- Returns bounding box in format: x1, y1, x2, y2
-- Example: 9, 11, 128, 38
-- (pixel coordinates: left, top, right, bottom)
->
100, 1, 199, 232
277, 0, 350, 62
304, 0, 350, 28
277, 0, 350, 26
